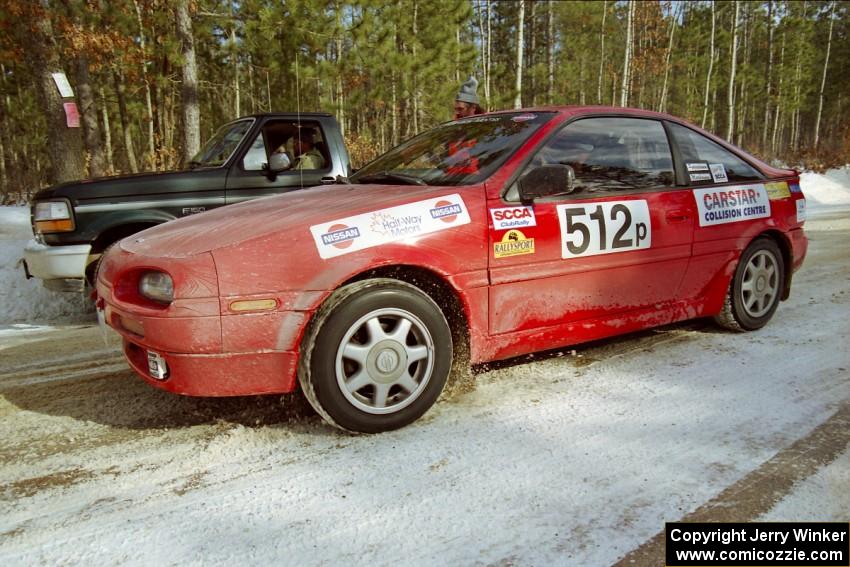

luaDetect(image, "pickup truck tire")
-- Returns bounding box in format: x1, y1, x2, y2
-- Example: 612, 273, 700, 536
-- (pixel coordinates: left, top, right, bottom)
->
298, 279, 452, 433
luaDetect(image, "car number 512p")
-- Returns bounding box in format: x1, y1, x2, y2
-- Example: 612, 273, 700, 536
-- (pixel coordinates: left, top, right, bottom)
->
556, 200, 651, 259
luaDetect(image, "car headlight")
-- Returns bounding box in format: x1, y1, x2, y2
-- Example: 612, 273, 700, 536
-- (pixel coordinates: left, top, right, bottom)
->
138, 271, 174, 304
33, 200, 74, 233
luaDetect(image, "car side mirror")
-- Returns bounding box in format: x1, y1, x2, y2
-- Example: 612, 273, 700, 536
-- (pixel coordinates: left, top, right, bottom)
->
518, 164, 576, 204
266, 152, 292, 174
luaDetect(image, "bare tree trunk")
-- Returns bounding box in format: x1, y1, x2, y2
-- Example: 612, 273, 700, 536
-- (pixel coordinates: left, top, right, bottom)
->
701, 1, 716, 128
176, 0, 200, 163
814, 1, 835, 149
771, 35, 786, 155
736, 3, 751, 147
132, 0, 156, 170
412, 1, 420, 133
99, 87, 113, 174
762, 1, 774, 151
726, 0, 740, 141
547, 0, 554, 104
658, 3, 678, 113
32, 2, 85, 185
485, 0, 491, 109
113, 69, 138, 173
514, 0, 525, 109
266, 70, 271, 112
620, 0, 634, 107
529, 0, 536, 105
597, 0, 607, 104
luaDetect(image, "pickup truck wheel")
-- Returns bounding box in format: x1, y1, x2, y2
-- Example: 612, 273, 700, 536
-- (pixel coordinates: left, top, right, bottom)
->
298, 279, 452, 433
715, 237, 784, 332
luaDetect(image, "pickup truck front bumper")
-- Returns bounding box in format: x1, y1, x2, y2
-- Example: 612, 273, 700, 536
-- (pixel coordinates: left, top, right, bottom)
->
23, 240, 91, 292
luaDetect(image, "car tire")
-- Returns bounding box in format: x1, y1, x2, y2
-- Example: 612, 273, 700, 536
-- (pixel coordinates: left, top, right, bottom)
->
714, 237, 785, 332
298, 279, 453, 433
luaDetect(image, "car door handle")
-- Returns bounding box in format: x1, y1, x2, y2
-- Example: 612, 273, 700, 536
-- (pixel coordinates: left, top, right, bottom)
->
666, 210, 691, 223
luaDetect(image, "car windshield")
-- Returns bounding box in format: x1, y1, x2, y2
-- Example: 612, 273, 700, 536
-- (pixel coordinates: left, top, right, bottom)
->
189, 119, 254, 167
351, 112, 555, 186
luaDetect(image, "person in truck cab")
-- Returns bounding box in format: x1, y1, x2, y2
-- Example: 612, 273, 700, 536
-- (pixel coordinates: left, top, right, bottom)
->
292, 129, 326, 170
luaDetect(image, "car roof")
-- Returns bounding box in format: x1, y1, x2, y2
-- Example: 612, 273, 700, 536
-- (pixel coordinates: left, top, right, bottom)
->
479, 106, 794, 178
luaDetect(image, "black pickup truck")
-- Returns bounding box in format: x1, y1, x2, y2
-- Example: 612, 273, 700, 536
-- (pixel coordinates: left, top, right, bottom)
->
24, 113, 350, 291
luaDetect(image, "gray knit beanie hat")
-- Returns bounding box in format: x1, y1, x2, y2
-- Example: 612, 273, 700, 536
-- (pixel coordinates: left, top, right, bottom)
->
456, 76, 480, 105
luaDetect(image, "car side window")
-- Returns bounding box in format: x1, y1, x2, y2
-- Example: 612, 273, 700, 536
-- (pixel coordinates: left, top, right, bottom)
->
240, 120, 330, 172
667, 122, 762, 184
528, 117, 674, 195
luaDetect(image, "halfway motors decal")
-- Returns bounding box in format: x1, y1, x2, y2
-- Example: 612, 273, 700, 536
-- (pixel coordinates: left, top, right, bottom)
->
310, 194, 471, 259
693, 184, 771, 226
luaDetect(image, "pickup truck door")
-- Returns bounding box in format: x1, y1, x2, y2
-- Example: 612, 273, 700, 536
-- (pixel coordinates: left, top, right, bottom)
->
224, 118, 335, 204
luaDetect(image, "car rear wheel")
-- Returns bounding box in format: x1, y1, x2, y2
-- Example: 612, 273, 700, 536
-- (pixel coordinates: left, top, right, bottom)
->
298, 279, 452, 433
715, 237, 784, 331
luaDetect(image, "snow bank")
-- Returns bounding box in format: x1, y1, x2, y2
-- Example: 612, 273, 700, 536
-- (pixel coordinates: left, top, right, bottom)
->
799, 166, 850, 213
0, 206, 91, 324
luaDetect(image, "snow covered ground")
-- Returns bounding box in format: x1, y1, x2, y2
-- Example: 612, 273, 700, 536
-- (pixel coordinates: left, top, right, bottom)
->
0, 168, 848, 565
0, 207, 91, 325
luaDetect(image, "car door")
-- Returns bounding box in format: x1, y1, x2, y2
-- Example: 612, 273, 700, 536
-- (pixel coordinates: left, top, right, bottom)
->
665, 122, 770, 301
488, 116, 696, 336
225, 118, 334, 204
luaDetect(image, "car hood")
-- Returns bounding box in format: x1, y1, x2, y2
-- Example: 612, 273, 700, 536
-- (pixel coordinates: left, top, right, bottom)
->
120, 183, 471, 258
33, 168, 226, 202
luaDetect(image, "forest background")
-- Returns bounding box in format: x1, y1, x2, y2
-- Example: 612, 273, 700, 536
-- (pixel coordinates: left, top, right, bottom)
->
0, 0, 847, 204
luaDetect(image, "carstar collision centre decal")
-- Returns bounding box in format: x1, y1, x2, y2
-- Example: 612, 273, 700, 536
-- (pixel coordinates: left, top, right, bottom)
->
693, 184, 771, 226
310, 194, 471, 259
556, 200, 651, 259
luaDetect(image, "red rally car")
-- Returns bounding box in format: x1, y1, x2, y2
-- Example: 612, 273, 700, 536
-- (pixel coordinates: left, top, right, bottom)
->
96, 107, 808, 433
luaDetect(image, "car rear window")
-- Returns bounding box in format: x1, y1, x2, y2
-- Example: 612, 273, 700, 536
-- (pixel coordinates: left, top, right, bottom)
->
667, 122, 762, 184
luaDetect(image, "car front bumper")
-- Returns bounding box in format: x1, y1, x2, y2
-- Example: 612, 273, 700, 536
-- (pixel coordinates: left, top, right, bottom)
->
23, 239, 90, 290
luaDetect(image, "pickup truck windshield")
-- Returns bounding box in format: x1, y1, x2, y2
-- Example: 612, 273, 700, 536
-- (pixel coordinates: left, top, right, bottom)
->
189, 119, 254, 167
352, 112, 555, 186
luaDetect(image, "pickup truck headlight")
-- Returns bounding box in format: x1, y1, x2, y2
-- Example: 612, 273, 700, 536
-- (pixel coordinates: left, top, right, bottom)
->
33, 200, 74, 233
138, 271, 174, 304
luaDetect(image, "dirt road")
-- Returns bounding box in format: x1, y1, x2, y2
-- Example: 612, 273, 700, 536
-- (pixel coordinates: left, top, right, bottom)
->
1, 216, 848, 566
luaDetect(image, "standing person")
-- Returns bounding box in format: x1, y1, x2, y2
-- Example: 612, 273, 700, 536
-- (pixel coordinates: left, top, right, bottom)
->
454, 76, 485, 120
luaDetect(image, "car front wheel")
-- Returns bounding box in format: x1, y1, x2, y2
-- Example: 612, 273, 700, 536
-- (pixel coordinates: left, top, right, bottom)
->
298, 279, 453, 433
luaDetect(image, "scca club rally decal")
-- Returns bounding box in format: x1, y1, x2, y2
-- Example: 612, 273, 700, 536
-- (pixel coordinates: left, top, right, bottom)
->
693, 184, 771, 226
556, 200, 651, 259
490, 206, 537, 230
310, 194, 471, 259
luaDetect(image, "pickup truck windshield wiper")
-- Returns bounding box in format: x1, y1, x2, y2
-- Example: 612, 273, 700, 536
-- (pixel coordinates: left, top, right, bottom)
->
355, 171, 428, 186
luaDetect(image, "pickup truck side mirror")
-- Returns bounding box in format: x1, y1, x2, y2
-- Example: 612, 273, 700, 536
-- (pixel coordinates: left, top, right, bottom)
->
518, 164, 576, 204
266, 152, 292, 175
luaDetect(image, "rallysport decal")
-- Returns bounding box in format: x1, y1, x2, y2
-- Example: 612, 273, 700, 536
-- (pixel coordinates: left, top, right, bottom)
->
310, 194, 471, 259
693, 184, 771, 226
490, 206, 536, 230
556, 200, 651, 259
494, 229, 535, 258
